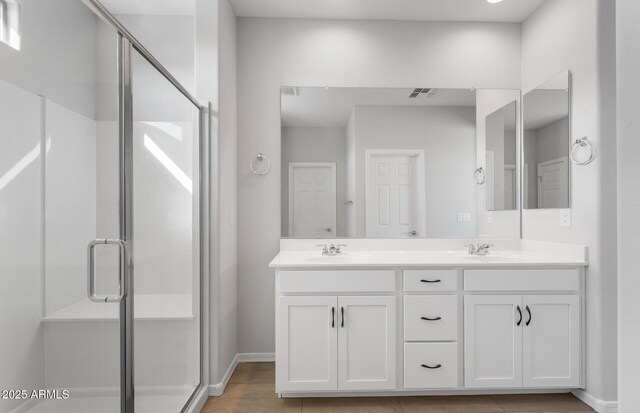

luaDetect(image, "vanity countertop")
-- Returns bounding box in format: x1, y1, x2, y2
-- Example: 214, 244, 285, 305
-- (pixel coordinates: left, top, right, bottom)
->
269, 249, 588, 269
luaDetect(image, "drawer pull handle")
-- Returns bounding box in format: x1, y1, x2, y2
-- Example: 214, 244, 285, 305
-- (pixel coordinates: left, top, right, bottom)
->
331, 307, 335, 328
420, 316, 442, 321
516, 305, 523, 326
421, 364, 442, 369
420, 279, 441, 283
526, 305, 532, 326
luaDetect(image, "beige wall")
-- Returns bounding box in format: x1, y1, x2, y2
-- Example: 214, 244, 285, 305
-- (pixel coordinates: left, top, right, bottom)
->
237, 17, 522, 354
521, 0, 617, 403
616, 0, 640, 410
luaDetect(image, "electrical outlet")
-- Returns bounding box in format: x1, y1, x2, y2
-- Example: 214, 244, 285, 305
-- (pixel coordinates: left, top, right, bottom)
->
487, 211, 494, 224
560, 210, 571, 227
457, 212, 471, 222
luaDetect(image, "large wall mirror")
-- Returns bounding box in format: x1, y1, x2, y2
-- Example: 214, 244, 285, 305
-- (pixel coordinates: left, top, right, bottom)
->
523, 71, 571, 209
280, 87, 521, 239
485, 100, 518, 211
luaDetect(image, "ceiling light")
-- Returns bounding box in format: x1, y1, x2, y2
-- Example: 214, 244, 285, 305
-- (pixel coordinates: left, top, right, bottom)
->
487, 0, 504, 3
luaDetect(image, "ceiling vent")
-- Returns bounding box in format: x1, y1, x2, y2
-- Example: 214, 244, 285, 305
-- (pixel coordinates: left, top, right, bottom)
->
409, 88, 437, 98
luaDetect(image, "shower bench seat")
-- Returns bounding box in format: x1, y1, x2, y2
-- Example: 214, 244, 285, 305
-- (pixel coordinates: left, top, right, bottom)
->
43, 293, 194, 322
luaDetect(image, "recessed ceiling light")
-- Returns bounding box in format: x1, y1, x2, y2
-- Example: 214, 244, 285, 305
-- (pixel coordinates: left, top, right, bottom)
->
487, 0, 504, 3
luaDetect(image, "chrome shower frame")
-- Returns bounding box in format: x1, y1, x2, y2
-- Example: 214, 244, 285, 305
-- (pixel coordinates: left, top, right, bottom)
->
83, 2, 208, 412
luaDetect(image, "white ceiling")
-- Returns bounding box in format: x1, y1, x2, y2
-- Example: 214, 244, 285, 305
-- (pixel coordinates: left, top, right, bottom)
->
99, 0, 195, 16
98, 0, 544, 21
281, 87, 476, 128
230, 0, 545, 23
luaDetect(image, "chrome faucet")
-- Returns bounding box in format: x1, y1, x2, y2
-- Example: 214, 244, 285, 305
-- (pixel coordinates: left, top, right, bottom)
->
465, 243, 494, 256
317, 243, 348, 256
317, 244, 329, 255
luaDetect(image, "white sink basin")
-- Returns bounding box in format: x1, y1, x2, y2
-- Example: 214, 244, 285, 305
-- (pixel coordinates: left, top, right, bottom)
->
304, 253, 375, 263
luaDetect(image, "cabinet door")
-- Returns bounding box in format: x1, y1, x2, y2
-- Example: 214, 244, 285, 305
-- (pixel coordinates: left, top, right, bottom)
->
337, 296, 396, 390
523, 295, 580, 388
464, 295, 523, 388
277, 296, 338, 391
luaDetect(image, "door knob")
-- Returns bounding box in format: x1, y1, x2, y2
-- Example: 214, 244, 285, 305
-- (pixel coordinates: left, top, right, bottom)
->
408, 230, 418, 236
325, 228, 332, 232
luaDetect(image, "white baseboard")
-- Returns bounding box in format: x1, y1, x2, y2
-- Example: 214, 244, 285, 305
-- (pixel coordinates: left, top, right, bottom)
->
237, 352, 275, 363
184, 385, 210, 413
207, 353, 274, 397
208, 353, 239, 397
572, 389, 618, 413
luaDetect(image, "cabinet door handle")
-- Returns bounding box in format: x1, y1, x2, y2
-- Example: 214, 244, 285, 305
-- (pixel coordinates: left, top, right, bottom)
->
516, 305, 522, 326
420, 279, 441, 283
331, 306, 335, 328
526, 305, 532, 326
421, 364, 442, 369
341, 307, 345, 328
421, 316, 442, 321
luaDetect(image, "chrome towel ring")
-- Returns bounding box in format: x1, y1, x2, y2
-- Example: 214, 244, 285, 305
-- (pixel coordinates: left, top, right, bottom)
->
569, 137, 595, 166
250, 153, 271, 175
474, 167, 486, 185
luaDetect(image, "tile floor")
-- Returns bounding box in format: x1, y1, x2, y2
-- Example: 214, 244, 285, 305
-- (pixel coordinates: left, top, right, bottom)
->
201, 363, 595, 413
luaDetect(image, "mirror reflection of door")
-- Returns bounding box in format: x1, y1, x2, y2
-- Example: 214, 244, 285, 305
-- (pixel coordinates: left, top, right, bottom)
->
280, 87, 510, 239
523, 71, 571, 209
289, 162, 337, 238
365, 150, 425, 238
537, 157, 568, 208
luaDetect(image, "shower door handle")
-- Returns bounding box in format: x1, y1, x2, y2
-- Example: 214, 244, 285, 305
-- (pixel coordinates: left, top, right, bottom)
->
87, 239, 129, 303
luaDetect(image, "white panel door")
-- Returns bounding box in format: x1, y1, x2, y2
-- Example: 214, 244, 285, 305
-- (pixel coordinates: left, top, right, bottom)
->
277, 296, 338, 392
338, 296, 396, 390
464, 295, 523, 388
289, 163, 336, 238
523, 295, 581, 388
366, 153, 424, 238
537, 157, 568, 208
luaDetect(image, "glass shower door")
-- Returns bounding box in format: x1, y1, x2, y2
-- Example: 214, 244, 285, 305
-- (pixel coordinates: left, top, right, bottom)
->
0, 2, 203, 413
0, 2, 127, 412
129, 48, 202, 413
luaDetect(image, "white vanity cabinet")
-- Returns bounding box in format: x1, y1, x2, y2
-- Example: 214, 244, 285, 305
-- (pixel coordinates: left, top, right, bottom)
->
277, 296, 338, 391
276, 270, 397, 392
464, 269, 582, 389
273, 263, 585, 396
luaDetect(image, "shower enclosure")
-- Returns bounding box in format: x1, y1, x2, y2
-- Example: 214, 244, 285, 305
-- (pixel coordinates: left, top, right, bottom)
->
0, 1, 205, 413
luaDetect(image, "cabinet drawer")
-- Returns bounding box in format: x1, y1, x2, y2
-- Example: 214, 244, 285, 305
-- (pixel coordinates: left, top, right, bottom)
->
278, 270, 395, 293
404, 296, 458, 341
464, 268, 580, 292
404, 343, 458, 389
404, 270, 458, 292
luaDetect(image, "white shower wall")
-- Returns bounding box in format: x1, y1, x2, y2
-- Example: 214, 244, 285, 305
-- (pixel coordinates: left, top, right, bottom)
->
1, 54, 199, 413
44, 101, 98, 316
95, 120, 197, 296
0, 79, 46, 413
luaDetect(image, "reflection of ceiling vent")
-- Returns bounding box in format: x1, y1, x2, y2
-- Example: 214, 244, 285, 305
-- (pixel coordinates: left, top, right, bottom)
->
409, 88, 437, 98
281, 86, 299, 96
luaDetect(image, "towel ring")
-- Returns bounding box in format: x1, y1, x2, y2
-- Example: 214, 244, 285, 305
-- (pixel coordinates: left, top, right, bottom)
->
250, 153, 271, 175
474, 167, 486, 185
569, 137, 595, 166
